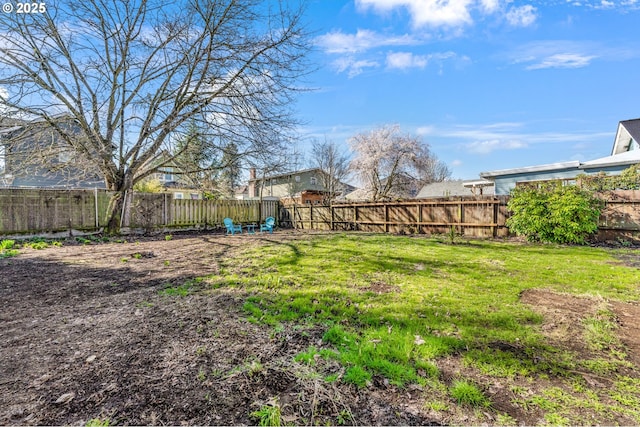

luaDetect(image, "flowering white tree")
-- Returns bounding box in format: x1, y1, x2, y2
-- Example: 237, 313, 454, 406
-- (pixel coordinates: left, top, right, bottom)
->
349, 125, 450, 201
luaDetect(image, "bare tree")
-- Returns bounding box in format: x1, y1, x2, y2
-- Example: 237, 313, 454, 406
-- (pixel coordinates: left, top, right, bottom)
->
310, 137, 350, 202
349, 125, 450, 201
0, 0, 309, 232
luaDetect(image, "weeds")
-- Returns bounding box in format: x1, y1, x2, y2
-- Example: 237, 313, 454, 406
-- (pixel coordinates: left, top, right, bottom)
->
159, 282, 193, 297
251, 398, 282, 426
584, 306, 619, 352
0, 239, 18, 258
85, 418, 110, 427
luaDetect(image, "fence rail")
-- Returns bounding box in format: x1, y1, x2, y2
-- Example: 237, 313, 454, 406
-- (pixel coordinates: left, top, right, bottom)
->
0, 188, 278, 236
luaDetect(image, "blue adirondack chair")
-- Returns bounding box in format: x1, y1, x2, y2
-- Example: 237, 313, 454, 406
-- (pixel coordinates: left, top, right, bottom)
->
260, 217, 275, 234
223, 218, 242, 235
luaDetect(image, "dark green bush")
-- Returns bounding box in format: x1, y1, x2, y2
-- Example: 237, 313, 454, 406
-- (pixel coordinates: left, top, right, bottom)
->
507, 184, 602, 244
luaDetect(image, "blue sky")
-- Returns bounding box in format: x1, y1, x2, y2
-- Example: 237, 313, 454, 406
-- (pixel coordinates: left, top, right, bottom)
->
295, 0, 640, 180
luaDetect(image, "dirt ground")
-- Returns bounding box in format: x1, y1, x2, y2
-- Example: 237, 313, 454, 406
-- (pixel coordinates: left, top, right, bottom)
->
1, 231, 640, 425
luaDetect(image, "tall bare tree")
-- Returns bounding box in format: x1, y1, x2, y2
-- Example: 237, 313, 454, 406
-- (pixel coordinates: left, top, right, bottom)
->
349, 125, 451, 201
0, 0, 309, 232
310, 137, 350, 202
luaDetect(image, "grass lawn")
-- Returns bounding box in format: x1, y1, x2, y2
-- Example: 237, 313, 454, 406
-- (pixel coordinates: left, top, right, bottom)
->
200, 232, 640, 425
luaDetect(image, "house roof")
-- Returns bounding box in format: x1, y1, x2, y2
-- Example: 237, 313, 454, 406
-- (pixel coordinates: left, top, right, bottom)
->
249, 167, 321, 182
581, 148, 640, 169
480, 161, 580, 179
417, 180, 495, 198
612, 118, 640, 155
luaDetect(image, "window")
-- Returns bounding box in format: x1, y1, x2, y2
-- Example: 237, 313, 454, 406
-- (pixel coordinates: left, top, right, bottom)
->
310, 177, 317, 185
173, 192, 184, 199
190, 193, 199, 199
295, 175, 301, 182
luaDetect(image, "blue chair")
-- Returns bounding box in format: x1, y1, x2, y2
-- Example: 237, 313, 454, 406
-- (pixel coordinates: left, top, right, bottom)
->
260, 217, 275, 234
223, 218, 242, 235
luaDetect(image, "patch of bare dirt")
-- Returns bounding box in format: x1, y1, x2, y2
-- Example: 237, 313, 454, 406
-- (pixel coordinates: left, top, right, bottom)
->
0, 232, 438, 426
360, 281, 401, 295
521, 288, 640, 366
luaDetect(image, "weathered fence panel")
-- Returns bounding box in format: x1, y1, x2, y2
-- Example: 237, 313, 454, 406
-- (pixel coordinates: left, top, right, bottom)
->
0, 188, 280, 236
282, 197, 511, 238
0, 188, 110, 234
283, 195, 640, 241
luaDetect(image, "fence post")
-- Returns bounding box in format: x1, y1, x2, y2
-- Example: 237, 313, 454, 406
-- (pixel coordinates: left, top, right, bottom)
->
93, 188, 98, 229
492, 200, 498, 238
330, 204, 335, 231
384, 204, 389, 233
293, 204, 297, 229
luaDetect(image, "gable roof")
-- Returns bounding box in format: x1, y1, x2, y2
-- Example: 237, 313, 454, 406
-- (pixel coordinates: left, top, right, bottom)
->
612, 118, 640, 155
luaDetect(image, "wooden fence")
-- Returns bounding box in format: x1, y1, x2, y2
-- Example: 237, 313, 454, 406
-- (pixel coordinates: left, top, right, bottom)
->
0, 188, 279, 236
282, 194, 640, 241
3, 188, 640, 240
281, 197, 510, 238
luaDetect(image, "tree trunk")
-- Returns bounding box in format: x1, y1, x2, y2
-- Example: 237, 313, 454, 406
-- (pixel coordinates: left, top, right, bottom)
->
105, 191, 125, 234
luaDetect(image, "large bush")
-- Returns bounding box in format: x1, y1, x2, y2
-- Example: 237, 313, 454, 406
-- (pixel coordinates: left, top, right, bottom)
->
506, 184, 602, 244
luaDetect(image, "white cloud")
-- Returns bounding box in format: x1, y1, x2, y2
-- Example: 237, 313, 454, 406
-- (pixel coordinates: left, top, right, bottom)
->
479, 0, 500, 12
386, 51, 460, 71
505, 5, 538, 27
386, 52, 428, 69
315, 29, 419, 54
332, 57, 380, 77
466, 139, 528, 154
507, 41, 602, 70
526, 53, 596, 69
356, 0, 475, 28
450, 159, 463, 167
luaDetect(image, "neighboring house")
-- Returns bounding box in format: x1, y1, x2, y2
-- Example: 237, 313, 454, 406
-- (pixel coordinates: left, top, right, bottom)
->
480, 118, 640, 195
417, 179, 494, 198
0, 117, 105, 189
244, 167, 353, 204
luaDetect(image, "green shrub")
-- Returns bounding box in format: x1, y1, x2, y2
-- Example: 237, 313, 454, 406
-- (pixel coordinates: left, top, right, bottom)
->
578, 165, 640, 191
506, 184, 602, 244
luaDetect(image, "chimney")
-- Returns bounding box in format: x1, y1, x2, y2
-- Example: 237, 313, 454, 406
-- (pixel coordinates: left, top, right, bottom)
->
249, 168, 256, 180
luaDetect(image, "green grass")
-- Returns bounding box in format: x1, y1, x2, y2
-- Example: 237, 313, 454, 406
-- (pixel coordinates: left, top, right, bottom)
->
197, 233, 640, 422
159, 281, 194, 297
449, 379, 491, 407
